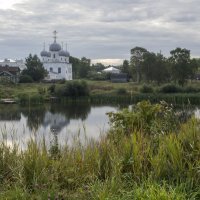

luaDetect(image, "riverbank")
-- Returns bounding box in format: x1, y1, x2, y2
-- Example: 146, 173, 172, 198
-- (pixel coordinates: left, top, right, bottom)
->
1, 81, 200, 105
0, 101, 199, 199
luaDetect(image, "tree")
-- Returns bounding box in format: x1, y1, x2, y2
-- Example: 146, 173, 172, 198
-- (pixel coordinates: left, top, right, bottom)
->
130, 47, 148, 83
22, 54, 47, 82
169, 48, 198, 86
78, 57, 91, 78
141, 52, 170, 84
91, 62, 105, 72
69, 56, 91, 79
121, 60, 130, 74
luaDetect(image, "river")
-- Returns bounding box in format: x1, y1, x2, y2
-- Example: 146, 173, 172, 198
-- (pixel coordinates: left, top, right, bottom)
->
0, 102, 199, 149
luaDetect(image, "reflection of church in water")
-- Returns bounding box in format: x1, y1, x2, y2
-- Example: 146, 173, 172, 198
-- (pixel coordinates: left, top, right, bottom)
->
43, 112, 69, 134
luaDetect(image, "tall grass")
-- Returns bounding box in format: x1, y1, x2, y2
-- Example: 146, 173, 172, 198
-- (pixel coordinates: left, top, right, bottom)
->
0, 102, 200, 199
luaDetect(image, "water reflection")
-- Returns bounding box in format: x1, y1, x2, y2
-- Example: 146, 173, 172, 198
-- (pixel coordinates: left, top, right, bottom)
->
0, 103, 199, 148
3, 103, 92, 133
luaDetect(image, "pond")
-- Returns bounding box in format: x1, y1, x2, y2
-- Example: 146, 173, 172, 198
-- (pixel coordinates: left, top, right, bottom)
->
0, 103, 124, 149
0, 102, 199, 149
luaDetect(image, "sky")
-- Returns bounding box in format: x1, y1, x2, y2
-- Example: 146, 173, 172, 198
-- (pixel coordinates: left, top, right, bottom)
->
0, 0, 200, 65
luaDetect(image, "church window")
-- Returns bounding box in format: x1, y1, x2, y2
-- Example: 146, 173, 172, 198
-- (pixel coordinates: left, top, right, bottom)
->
50, 67, 53, 72
58, 67, 61, 73
54, 54, 55, 58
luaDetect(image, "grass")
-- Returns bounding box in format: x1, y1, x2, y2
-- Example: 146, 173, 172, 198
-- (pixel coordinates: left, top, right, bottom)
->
1, 80, 200, 105
0, 102, 199, 199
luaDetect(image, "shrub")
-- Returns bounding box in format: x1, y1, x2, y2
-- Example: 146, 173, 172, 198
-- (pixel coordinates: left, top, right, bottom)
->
183, 86, 200, 93
107, 100, 179, 136
116, 88, 127, 95
18, 93, 29, 104
140, 84, 154, 93
55, 80, 89, 97
48, 84, 56, 94
58, 79, 66, 84
37, 87, 46, 95
159, 84, 182, 93
19, 75, 33, 83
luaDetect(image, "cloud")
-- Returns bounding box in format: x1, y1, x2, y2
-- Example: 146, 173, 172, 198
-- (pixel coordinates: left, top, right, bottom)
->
0, 0, 200, 64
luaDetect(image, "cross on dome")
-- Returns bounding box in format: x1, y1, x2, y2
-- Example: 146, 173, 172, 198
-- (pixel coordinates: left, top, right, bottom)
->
53, 30, 57, 42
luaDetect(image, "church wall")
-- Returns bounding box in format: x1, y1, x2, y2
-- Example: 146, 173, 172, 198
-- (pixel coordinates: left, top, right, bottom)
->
43, 62, 72, 80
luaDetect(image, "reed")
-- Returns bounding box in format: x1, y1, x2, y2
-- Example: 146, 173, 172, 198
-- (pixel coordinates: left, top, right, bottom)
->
0, 102, 199, 199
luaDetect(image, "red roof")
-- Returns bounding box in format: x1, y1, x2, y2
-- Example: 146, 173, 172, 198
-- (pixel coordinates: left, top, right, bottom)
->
0, 66, 20, 75
0, 66, 20, 72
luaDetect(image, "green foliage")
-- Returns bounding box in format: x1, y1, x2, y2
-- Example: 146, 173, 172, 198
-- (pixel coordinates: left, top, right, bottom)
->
17, 93, 45, 104
47, 84, 56, 94
121, 60, 131, 78
169, 48, 198, 86
107, 101, 179, 136
87, 71, 107, 81
58, 78, 66, 84
37, 87, 46, 95
159, 84, 183, 93
140, 84, 154, 93
19, 75, 33, 83
116, 88, 127, 95
142, 53, 170, 84
22, 54, 47, 82
55, 80, 89, 97
0, 103, 200, 198
183, 86, 200, 93
130, 46, 148, 83
69, 56, 91, 79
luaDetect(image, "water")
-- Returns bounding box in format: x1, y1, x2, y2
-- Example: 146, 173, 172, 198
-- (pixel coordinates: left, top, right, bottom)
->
0, 103, 122, 148
0, 102, 199, 149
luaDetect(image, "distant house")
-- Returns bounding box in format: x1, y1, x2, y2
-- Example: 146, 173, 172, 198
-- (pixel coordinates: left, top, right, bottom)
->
0, 58, 26, 71
103, 66, 120, 74
0, 66, 20, 83
110, 73, 128, 83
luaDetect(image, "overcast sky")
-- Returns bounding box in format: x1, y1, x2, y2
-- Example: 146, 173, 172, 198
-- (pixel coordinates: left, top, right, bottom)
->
0, 0, 200, 65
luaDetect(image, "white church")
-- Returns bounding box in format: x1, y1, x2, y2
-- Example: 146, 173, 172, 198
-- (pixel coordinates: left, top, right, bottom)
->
40, 31, 72, 80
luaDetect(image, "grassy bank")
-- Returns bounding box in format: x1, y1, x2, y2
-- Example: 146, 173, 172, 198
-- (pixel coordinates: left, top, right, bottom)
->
1, 81, 200, 105
0, 102, 199, 199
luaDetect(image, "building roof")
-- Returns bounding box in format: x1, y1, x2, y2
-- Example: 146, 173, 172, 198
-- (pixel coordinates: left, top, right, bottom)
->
103, 67, 120, 73
0, 66, 20, 75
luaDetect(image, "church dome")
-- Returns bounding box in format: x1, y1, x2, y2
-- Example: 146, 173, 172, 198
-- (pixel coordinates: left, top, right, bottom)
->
40, 50, 49, 57
59, 50, 70, 57
49, 42, 61, 51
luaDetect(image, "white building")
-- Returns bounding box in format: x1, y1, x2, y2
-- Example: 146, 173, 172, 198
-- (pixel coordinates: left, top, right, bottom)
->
40, 31, 72, 81
103, 66, 120, 74
0, 58, 26, 71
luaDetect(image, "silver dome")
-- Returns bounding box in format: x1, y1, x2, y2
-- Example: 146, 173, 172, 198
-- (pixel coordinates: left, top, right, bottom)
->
40, 50, 49, 57
49, 42, 61, 51
59, 50, 70, 57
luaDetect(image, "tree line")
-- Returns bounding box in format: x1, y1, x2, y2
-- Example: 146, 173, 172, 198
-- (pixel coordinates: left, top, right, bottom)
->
20, 47, 200, 85
122, 47, 199, 86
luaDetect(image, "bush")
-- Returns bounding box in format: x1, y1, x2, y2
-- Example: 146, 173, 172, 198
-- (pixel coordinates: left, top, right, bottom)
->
55, 80, 89, 97
37, 87, 46, 95
140, 84, 154, 93
107, 100, 179, 136
183, 86, 200, 93
19, 75, 33, 83
58, 79, 66, 84
159, 84, 182, 93
116, 88, 127, 95
48, 84, 56, 94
